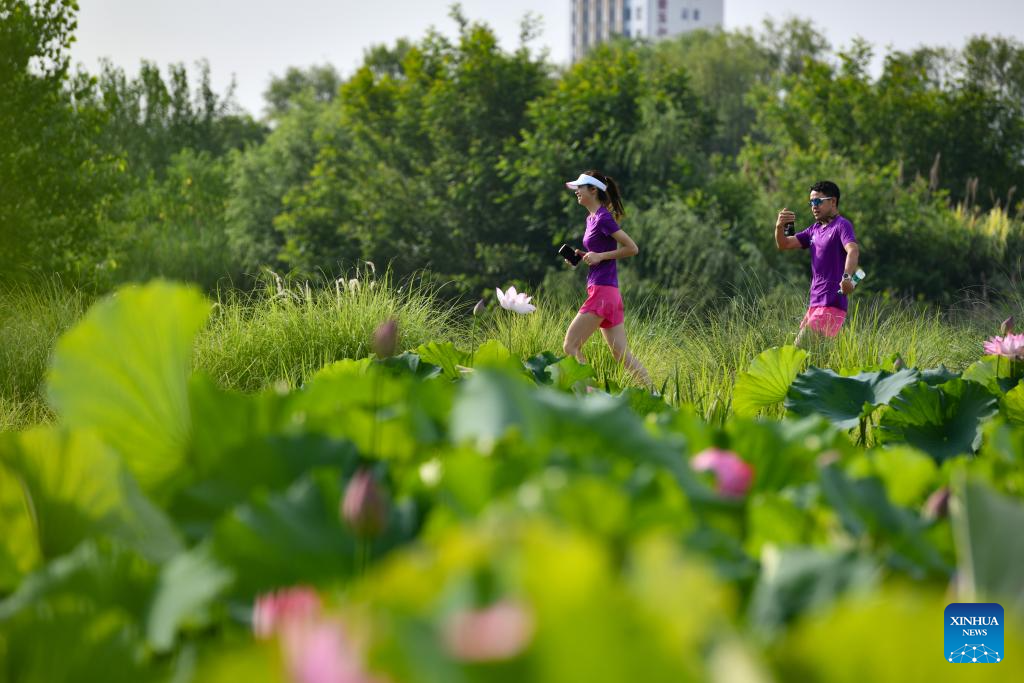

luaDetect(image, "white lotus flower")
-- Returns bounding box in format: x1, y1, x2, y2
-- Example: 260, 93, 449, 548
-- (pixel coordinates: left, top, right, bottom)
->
495, 286, 536, 315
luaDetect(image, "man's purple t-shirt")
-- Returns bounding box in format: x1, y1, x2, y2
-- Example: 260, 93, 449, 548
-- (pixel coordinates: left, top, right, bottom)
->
795, 214, 857, 311
583, 206, 621, 287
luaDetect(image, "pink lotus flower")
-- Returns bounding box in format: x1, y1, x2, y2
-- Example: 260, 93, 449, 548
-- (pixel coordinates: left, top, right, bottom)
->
983, 333, 1024, 359
283, 617, 386, 683
253, 586, 322, 639
690, 448, 754, 498
443, 599, 535, 662
495, 286, 536, 315
341, 470, 388, 538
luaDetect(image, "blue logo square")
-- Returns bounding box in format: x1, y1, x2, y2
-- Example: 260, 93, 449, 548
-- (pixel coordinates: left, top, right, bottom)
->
945, 603, 1004, 663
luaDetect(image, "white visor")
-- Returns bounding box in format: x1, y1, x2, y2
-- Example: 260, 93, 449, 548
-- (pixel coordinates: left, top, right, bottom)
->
565, 173, 607, 192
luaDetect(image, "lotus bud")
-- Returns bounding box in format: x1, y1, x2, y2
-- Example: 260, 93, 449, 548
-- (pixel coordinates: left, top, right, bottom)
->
1001, 316, 1014, 336
342, 469, 388, 538
690, 448, 753, 498
372, 318, 399, 358
893, 356, 905, 371
923, 486, 950, 521
473, 299, 486, 316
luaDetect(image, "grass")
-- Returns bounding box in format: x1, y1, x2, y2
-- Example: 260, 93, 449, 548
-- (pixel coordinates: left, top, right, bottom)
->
197, 272, 462, 392
0, 279, 90, 431
1, 273, 1018, 432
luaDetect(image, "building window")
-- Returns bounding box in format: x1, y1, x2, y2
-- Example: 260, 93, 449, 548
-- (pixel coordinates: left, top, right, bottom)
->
659, 12, 666, 23
682, 8, 689, 20
636, 7, 642, 20
694, 9, 701, 21
624, 28, 631, 37
658, 0, 667, 8
657, 27, 667, 36
624, 7, 631, 21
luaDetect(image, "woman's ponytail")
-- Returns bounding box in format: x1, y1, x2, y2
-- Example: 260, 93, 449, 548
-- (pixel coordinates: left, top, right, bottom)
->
584, 169, 625, 221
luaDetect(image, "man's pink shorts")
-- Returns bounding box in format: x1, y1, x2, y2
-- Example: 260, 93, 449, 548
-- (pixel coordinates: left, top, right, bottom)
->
800, 306, 846, 337
579, 285, 624, 329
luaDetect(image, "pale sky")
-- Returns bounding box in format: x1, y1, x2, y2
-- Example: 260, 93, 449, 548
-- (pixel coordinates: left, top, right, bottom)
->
72, 1, 1024, 117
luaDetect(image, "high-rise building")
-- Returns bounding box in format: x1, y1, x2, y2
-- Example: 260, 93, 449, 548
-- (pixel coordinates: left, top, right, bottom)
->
571, 0, 724, 62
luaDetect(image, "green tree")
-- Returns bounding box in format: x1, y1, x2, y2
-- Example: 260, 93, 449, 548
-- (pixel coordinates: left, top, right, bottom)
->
503, 38, 713, 283
262, 63, 342, 121
83, 59, 265, 180
0, 0, 114, 280
225, 93, 328, 275
272, 8, 550, 290
747, 35, 1024, 209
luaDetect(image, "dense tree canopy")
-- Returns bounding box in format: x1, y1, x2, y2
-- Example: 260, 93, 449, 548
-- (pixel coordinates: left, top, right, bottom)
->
2, 2, 1022, 302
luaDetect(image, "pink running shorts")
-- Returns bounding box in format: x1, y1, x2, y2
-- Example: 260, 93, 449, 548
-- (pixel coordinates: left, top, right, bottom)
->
800, 306, 847, 337
579, 285, 625, 329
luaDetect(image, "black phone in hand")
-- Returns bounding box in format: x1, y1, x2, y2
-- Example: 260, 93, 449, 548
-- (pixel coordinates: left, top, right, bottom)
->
558, 244, 581, 266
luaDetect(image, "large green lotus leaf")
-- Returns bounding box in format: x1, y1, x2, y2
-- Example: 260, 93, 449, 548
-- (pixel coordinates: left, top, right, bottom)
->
818, 462, 950, 576
451, 369, 716, 504
732, 346, 807, 417
46, 281, 210, 494
414, 341, 469, 380
620, 387, 671, 416
0, 540, 156, 624
450, 369, 549, 452
878, 379, 999, 462
920, 365, 959, 385
547, 356, 595, 392
744, 493, 816, 557
523, 349, 561, 384
171, 433, 359, 539
863, 446, 937, 507
1002, 382, 1024, 425
146, 543, 233, 652
173, 375, 359, 534
0, 608, 157, 683
378, 352, 442, 379
725, 416, 840, 493
210, 470, 358, 597
784, 367, 921, 429
291, 364, 448, 461
518, 526, 704, 682
189, 640, 282, 683
747, 546, 877, 636
299, 358, 379, 406
473, 339, 523, 375
186, 374, 295, 474
535, 390, 713, 504
0, 541, 160, 683
0, 427, 181, 570
978, 418, 1024, 464
954, 479, 1024, 615
0, 455, 40, 591
962, 355, 1020, 395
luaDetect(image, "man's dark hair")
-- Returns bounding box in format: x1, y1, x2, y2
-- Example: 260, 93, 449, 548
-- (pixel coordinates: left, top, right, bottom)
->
810, 180, 841, 207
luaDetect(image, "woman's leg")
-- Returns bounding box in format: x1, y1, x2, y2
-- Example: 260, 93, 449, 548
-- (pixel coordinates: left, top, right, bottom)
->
600, 323, 652, 387
563, 312, 604, 364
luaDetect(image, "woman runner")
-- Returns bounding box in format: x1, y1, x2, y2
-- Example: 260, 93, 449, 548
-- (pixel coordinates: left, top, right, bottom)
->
562, 170, 651, 387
